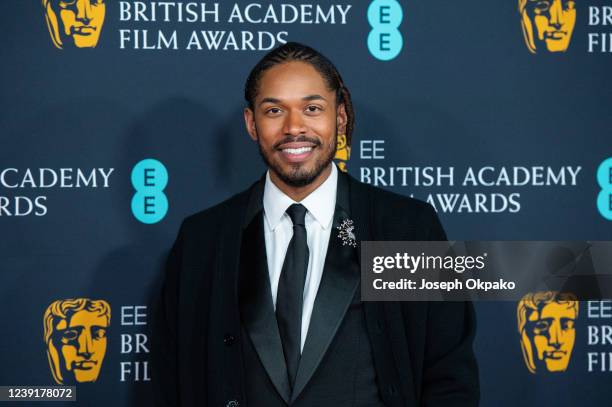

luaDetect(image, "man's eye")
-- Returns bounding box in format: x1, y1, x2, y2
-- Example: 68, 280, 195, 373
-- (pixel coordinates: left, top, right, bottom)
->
266, 108, 282, 114
305, 105, 322, 113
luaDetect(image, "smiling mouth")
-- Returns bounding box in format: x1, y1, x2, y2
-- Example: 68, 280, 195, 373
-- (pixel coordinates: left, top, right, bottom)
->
276, 140, 319, 164
279, 146, 315, 163
284, 146, 313, 154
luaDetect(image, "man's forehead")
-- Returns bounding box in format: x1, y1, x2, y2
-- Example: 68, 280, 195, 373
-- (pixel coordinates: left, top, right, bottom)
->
256, 61, 334, 102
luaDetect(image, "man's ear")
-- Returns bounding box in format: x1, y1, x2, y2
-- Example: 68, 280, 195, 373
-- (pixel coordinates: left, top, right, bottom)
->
244, 107, 258, 141
336, 103, 347, 135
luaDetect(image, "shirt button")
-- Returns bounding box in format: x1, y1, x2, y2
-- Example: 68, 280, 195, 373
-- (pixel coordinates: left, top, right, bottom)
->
223, 334, 235, 346
226, 400, 239, 407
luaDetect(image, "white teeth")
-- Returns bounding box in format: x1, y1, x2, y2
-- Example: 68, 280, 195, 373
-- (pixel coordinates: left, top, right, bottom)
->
283, 147, 313, 155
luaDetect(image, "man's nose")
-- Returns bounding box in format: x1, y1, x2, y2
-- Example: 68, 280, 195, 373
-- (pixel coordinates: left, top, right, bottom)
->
549, 0, 564, 28
77, 332, 94, 359
76, 0, 93, 24
283, 110, 307, 136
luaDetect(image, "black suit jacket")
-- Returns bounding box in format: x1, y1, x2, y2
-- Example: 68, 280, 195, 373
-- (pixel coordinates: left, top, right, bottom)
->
152, 170, 479, 407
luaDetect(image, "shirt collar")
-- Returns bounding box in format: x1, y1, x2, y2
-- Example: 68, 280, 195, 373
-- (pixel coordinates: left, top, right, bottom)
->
263, 163, 338, 231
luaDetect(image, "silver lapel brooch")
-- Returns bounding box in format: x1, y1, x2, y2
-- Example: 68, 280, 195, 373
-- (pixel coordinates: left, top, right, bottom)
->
337, 218, 358, 247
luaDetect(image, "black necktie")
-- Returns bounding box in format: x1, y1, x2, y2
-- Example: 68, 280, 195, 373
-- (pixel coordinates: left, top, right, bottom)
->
276, 203, 309, 390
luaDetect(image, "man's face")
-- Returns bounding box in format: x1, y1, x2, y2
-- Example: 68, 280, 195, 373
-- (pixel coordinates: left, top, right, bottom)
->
525, 302, 577, 372
44, 0, 106, 48
244, 61, 347, 187
521, 0, 576, 52
50, 310, 108, 383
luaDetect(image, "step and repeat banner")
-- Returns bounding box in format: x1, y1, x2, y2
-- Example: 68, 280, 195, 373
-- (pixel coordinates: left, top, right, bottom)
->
1, 0, 611, 406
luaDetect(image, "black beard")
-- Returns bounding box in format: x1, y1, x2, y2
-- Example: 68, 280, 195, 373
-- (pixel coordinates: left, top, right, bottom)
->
257, 135, 337, 187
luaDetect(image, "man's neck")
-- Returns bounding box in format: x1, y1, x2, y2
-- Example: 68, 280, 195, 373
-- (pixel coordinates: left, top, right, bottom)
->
269, 164, 333, 202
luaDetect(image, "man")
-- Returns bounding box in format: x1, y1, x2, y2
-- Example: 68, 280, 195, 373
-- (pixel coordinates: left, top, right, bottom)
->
152, 42, 479, 407
517, 291, 578, 373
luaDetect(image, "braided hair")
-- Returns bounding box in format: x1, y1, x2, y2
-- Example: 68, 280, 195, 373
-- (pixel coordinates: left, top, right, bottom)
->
244, 42, 355, 147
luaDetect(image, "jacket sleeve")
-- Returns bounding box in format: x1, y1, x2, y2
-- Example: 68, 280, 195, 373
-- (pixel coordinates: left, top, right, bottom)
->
420, 205, 480, 407
151, 222, 184, 407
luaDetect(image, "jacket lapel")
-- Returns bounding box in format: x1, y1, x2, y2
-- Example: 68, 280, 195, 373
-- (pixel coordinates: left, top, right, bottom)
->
239, 213, 292, 403
237, 176, 291, 403
290, 171, 360, 403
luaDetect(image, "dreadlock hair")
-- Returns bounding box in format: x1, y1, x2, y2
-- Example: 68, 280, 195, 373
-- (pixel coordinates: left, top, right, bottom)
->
244, 42, 355, 147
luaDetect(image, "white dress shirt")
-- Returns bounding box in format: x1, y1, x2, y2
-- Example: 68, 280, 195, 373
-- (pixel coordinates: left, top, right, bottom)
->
263, 164, 338, 352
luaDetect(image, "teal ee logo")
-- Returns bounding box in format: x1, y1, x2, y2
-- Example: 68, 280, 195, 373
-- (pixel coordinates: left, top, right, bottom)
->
597, 157, 612, 220
367, 0, 403, 61
131, 159, 168, 224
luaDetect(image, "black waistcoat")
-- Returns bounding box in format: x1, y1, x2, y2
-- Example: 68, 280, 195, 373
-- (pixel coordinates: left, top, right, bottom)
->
238, 209, 385, 407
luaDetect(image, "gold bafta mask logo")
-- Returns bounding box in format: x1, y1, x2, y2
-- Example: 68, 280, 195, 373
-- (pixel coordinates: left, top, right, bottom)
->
43, 298, 111, 384
42, 0, 106, 49
517, 291, 578, 373
334, 134, 351, 173
519, 0, 576, 53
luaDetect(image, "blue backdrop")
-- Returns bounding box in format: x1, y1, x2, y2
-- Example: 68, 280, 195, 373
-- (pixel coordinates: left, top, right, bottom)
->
1, 1, 611, 406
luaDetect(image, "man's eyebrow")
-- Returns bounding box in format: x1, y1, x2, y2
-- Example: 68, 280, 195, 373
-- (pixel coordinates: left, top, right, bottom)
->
259, 97, 281, 106
258, 94, 327, 106
303, 94, 327, 102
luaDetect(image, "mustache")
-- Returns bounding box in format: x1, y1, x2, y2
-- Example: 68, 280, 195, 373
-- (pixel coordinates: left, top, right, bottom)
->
273, 135, 321, 150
